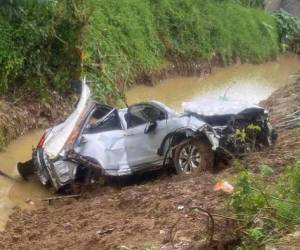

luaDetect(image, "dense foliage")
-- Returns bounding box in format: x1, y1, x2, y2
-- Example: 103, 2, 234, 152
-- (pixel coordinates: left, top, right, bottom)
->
273, 10, 300, 50
0, 0, 280, 103
230, 161, 300, 248
85, 0, 279, 102
0, 0, 91, 99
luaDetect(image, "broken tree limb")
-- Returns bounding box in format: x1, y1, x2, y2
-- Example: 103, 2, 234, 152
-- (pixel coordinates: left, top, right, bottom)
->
42, 194, 81, 204
0, 169, 17, 181
190, 206, 215, 245
209, 213, 245, 222
169, 217, 182, 248
251, 187, 300, 205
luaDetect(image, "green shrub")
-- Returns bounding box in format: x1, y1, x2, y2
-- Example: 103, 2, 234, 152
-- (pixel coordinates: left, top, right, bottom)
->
0, 0, 91, 99
273, 10, 300, 50
0, 17, 23, 93
230, 162, 300, 248
230, 171, 266, 216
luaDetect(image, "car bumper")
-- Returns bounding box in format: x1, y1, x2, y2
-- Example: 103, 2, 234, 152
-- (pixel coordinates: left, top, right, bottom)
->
33, 148, 78, 191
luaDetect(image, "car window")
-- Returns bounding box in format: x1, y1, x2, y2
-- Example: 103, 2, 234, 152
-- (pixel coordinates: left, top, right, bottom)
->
128, 104, 166, 128
85, 110, 122, 134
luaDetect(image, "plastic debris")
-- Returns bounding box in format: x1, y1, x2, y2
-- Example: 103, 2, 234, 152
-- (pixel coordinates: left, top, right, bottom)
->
25, 199, 35, 205
177, 205, 184, 210
214, 180, 234, 193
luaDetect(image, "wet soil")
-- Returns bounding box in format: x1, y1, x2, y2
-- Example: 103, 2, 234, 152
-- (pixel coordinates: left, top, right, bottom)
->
1, 78, 300, 249
0, 171, 238, 250
243, 79, 300, 171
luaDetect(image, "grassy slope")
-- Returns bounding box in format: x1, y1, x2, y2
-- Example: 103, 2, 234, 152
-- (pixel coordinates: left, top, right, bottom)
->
85, 0, 279, 102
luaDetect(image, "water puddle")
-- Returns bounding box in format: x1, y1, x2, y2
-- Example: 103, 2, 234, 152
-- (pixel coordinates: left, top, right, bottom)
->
126, 53, 300, 109
0, 130, 49, 230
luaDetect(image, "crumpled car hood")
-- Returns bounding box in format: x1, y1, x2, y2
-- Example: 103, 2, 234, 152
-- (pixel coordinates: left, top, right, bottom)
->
182, 97, 264, 116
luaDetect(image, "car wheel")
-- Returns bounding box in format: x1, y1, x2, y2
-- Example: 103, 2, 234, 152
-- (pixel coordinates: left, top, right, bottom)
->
173, 139, 214, 175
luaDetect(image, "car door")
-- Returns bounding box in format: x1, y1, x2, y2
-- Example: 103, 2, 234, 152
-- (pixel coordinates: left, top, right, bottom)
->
125, 103, 168, 168
75, 108, 128, 172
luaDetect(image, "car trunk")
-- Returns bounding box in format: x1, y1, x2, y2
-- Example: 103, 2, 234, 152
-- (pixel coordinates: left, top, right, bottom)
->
43, 81, 93, 160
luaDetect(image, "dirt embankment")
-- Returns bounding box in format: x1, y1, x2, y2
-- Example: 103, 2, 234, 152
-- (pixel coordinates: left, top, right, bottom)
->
132, 56, 244, 87
133, 60, 213, 87
0, 93, 74, 150
0, 80, 300, 250
244, 78, 300, 171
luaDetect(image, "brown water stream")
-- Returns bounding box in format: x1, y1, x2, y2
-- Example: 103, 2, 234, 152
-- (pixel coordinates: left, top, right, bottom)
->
1, 53, 300, 230
127, 53, 300, 109
0, 130, 48, 230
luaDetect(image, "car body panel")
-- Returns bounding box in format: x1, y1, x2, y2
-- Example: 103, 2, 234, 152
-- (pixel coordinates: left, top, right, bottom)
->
125, 120, 167, 167
43, 80, 91, 159
182, 97, 264, 116
75, 130, 129, 173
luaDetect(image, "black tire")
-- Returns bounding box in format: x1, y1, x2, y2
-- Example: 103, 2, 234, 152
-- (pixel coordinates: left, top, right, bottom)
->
17, 160, 35, 179
173, 139, 214, 175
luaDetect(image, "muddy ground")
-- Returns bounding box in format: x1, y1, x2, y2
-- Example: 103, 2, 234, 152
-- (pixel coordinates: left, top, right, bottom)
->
0, 80, 300, 250
244, 78, 300, 171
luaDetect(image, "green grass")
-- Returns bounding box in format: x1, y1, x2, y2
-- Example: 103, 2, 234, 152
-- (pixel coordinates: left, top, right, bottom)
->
85, 0, 279, 103
0, 0, 280, 104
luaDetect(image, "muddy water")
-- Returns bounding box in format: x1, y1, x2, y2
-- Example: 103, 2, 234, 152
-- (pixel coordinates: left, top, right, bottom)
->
1, 53, 300, 230
127, 53, 300, 109
0, 130, 49, 230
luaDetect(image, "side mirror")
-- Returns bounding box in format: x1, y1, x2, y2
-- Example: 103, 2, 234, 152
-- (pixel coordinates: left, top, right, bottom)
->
144, 121, 157, 134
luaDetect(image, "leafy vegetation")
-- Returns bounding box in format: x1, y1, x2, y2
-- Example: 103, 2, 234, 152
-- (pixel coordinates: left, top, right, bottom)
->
273, 10, 300, 50
234, 0, 265, 8
0, 0, 283, 104
85, 0, 279, 103
230, 161, 300, 248
0, 0, 91, 99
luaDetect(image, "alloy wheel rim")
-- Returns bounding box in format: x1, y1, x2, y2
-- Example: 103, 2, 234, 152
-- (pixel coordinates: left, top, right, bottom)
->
178, 144, 201, 174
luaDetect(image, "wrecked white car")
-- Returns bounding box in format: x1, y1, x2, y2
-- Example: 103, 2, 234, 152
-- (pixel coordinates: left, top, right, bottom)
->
18, 80, 276, 192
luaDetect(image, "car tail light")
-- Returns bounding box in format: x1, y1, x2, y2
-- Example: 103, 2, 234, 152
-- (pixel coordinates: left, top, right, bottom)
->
66, 128, 79, 146
37, 132, 47, 148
